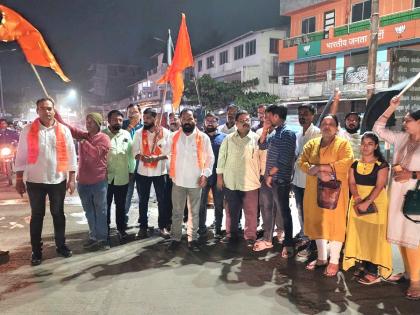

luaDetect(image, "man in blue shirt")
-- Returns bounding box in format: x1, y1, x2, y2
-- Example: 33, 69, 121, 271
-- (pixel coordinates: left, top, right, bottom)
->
198, 112, 226, 240
122, 103, 143, 225
259, 104, 296, 258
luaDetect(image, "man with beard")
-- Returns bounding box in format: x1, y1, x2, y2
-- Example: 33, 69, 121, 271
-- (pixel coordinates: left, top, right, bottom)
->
217, 110, 263, 247
292, 104, 320, 258
198, 112, 226, 240
165, 109, 214, 252
218, 105, 238, 135
259, 105, 296, 258
132, 108, 171, 239
122, 104, 143, 225
330, 89, 361, 159
103, 110, 136, 241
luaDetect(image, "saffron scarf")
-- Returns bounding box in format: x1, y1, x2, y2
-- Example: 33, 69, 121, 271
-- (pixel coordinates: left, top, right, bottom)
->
169, 129, 204, 179
142, 128, 162, 169
27, 118, 68, 172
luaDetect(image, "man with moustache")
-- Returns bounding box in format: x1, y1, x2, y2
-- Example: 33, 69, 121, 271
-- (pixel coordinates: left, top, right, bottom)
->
122, 104, 143, 224
218, 104, 238, 135
15, 98, 77, 265
252, 104, 267, 132
132, 108, 171, 239
103, 110, 136, 241
217, 110, 263, 247
292, 104, 320, 257
198, 112, 226, 240
165, 109, 214, 251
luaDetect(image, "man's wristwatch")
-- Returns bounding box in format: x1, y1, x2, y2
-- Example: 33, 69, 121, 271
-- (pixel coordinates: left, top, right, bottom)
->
412, 171, 417, 179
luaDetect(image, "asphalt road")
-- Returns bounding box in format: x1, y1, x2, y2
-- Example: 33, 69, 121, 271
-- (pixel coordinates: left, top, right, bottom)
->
0, 175, 417, 315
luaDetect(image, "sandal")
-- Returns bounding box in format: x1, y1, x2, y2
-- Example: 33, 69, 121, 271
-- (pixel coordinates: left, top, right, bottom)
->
324, 263, 340, 277
252, 240, 273, 252
353, 267, 366, 278
281, 246, 294, 259
306, 259, 328, 271
358, 273, 381, 285
406, 282, 420, 300
382, 272, 409, 284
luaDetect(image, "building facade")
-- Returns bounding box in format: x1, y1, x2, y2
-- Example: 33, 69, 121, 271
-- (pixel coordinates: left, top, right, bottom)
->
277, 0, 420, 113
194, 28, 287, 96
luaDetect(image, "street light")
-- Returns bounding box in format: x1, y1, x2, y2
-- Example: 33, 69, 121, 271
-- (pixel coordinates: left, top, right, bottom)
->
0, 48, 17, 117
67, 88, 83, 115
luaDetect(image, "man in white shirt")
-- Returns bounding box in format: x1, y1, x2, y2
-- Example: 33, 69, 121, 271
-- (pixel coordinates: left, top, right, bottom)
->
217, 104, 238, 135
15, 98, 77, 266
132, 108, 171, 239
292, 103, 320, 256
165, 109, 214, 251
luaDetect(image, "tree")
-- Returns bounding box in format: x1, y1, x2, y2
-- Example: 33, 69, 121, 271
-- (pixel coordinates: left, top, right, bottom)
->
184, 74, 270, 113
235, 91, 279, 115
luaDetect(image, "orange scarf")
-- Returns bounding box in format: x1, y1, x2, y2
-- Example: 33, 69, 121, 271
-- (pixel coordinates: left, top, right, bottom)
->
27, 118, 68, 172
142, 128, 162, 169
169, 129, 204, 179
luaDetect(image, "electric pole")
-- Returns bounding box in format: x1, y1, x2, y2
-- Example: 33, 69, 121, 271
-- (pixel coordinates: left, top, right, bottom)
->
366, 0, 380, 104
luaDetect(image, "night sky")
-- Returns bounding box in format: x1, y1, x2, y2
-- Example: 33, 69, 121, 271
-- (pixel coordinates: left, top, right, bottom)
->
0, 0, 287, 108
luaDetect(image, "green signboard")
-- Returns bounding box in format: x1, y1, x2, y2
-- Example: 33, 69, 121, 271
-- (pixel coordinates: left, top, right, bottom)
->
298, 40, 321, 59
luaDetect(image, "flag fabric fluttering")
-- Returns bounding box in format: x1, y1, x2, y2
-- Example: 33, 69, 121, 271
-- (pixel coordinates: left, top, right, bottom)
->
158, 13, 194, 110
0, 5, 70, 82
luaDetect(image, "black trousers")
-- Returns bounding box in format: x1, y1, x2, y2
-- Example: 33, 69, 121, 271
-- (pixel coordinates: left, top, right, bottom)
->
107, 181, 128, 233
272, 181, 293, 247
135, 174, 169, 229
26, 180, 67, 252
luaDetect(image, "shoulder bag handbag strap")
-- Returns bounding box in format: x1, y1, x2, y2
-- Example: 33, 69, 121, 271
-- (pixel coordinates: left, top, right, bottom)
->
404, 180, 420, 224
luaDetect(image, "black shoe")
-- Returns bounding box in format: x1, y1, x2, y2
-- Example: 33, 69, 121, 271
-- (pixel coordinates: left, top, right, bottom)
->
136, 228, 149, 239
167, 240, 181, 251
197, 233, 207, 244
246, 239, 256, 248
95, 240, 110, 251
221, 235, 239, 244
159, 228, 170, 239
188, 241, 200, 252
214, 230, 223, 239
0, 250, 9, 257
31, 252, 42, 266
56, 245, 72, 258
82, 239, 97, 249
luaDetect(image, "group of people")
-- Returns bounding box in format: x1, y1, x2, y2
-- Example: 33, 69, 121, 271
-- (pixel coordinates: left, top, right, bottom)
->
10, 93, 420, 300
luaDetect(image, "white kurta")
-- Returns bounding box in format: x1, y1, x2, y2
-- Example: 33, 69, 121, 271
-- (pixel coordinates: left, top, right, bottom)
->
373, 121, 420, 248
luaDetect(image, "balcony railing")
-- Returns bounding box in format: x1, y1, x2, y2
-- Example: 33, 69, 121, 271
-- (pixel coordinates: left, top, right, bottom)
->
283, 31, 325, 48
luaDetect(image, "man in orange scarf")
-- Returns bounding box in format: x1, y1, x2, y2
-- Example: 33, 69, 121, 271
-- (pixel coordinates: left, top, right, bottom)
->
164, 109, 214, 252
15, 98, 77, 266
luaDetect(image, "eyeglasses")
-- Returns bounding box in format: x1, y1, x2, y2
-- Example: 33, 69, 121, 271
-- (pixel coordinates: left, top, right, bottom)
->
237, 119, 250, 124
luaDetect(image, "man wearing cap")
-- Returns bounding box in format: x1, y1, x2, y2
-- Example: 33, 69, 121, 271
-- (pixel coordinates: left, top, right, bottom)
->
55, 111, 112, 250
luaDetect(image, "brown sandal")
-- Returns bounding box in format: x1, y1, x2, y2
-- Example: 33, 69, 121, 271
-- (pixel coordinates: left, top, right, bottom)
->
281, 246, 294, 259
324, 263, 340, 277
406, 282, 420, 300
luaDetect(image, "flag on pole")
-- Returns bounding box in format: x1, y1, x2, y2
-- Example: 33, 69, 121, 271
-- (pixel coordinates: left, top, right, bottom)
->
167, 29, 174, 65
0, 5, 70, 82
158, 13, 194, 110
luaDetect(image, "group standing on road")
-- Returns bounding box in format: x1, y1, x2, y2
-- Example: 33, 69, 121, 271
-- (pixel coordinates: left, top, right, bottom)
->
11, 93, 420, 300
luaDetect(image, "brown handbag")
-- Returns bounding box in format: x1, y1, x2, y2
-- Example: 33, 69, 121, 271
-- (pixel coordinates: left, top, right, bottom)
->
317, 165, 342, 210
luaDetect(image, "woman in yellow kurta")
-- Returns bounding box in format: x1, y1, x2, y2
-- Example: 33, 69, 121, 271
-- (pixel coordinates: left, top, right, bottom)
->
343, 132, 392, 283
298, 114, 353, 277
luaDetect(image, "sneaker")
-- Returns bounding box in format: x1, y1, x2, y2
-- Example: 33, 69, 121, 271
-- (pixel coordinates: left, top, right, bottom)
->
82, 239, 97, 249
56, 245, 72, 258
31, 252, 42, 266
137, 228, 149, 239
187, 241, 200, 252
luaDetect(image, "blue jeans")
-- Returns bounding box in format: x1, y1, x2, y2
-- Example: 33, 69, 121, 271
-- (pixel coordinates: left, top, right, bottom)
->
78, 180, 108, 242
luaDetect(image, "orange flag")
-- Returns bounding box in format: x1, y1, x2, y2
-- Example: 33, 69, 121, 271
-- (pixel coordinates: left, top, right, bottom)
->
158, 13, 193, 110
0, 5, 70, 82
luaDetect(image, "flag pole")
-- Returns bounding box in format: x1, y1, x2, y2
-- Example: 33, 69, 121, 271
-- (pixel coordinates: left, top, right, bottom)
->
193, 72, 202, 110
150, 83, 168, 154
30, 64, 50, 97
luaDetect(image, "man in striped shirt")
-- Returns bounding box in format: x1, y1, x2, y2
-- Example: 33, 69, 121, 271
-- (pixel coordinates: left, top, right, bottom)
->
259, 104, 296, 258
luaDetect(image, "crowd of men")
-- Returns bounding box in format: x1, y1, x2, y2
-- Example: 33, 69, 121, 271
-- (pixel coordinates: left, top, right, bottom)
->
8, 95, 347, 264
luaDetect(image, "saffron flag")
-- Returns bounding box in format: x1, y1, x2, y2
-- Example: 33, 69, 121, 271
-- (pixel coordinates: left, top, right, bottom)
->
158, 13, 193, 110
0, 5, 70, 82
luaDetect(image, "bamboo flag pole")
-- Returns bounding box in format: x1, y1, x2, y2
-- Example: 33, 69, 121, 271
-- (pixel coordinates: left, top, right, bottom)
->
397, 71, 420, 98
30, 64, 50, 98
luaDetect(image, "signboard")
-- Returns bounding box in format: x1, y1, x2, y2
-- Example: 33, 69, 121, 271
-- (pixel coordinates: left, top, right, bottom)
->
344, 62, 389, 84
392, 49, 420, 116
298, 40, 321, 59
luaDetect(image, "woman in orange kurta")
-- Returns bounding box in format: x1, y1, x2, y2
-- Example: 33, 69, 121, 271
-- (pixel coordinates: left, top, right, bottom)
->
298, 114, 353, 277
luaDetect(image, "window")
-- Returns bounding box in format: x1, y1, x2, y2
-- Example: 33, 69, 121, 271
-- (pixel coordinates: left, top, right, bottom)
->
234, 45, 244, 60
269, 76, 278, 83
245, 39, 256, 56
415, 0, 420, 8
206, 56, 214, 69
352, 0, 371, 23
219, 50, 228, 65
197, 60, 202, 72
324, 10, 335, 38
269, 38, 280, 54
302, 16, 316, 34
